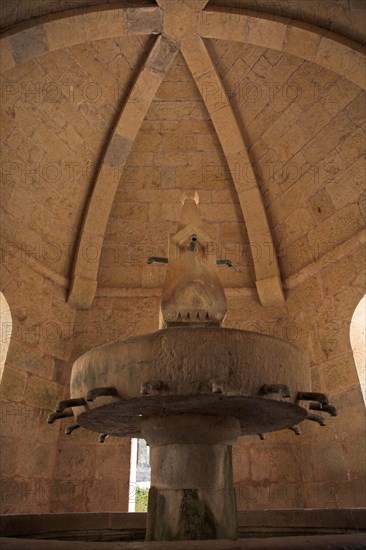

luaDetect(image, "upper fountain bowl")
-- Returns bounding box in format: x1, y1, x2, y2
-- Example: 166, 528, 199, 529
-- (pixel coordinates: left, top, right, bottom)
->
70, 326, 311, 438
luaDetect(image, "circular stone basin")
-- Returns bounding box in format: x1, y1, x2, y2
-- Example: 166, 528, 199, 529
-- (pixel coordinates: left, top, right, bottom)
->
76, 395, 308, 437
70, 327, 311, 437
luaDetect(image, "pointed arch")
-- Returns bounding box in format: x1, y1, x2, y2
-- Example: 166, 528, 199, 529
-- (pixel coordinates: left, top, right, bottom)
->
68, 34, 179, 308
181, 36, 285, 306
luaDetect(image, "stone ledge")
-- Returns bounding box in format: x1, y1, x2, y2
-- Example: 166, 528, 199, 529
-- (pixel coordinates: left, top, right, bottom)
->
1, 510, 365, 548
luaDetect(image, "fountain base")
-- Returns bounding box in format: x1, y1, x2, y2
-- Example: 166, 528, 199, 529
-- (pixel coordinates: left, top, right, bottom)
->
143, 414, 239, 540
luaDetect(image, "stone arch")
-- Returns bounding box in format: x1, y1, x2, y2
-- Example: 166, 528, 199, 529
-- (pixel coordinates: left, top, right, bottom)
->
350, 294, 366, 405
0, 291, 12, 382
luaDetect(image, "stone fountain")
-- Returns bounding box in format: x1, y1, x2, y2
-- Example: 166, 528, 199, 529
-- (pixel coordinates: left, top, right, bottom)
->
48, 192, 337, 541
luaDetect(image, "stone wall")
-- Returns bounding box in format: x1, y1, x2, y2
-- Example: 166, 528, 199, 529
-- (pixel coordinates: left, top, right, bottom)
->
0, 252, 75, 513
229, 234, 365, 509
1, 234, 364, 513
48, 294, 159, 513
1, 1, 365, 515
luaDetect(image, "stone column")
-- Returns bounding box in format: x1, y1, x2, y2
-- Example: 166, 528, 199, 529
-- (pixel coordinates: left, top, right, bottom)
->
142, 414, 241, 541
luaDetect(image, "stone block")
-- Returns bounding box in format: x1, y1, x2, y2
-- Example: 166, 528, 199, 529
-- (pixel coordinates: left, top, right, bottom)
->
336, 128, 366, 167
16, 440, 55, 478
160, 201, 182, 221
255, 274, 285, 306
134, 132, 162, 152
84, 9, 126, 41
68, 275, 98, 309
299, 101, 332, 139
287, 275, 323, 312
316, 36, 366, 89
147, 99, 208, 121
307, 203, 364, 259
271, 172, 317, 225
115, 71, 162, 140
325, 154, 364, 213
9, 26, 48, 64
161, 165, 176, 187
54, 446, 96, 480
247, 16, 287, 51
281, 206, 315, 242
164, 3, 197, 40
0, 437, 17, 475
162, 133, 197, 151
101, 265, 143, 287
225, 58, 251, 99
308, 190, 335, 223
154, 151, 188, 166
323, 75, 361, 118
319, 353, 360, 392
210, 108, 245, 156
346, 92, 366, 129
25, 374, 61, 409
126, 6, 162, 35
273, 102, 304, 140
156, 79, 200, 101
273, 124, 309, 163
6, 341, 54, 380
43, 17, 85, 51
112, 203, 149, 222
95, 441, 131, 479
180, 36, 213, 78
321, 257, 356, 296
313, 441, 348, 483
219, 222, 246, 242
146, 36, 179, 79
232, 440, 251, 483
212, 190, 237, 203
336, 479, 366, 507
200, 202, 240, 223
0, 38, 15, 73
104, 134, 133, 168
284, 24, 321, 61
164, 62, 192, 82
342, 437, 366, 480
0, 366, 27, 402
199, 11, 251, 44
270, 446, 300, 483
141, 120, 179, 134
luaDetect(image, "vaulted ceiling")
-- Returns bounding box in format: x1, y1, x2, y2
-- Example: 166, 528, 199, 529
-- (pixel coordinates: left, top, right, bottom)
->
1, 0, 365, 309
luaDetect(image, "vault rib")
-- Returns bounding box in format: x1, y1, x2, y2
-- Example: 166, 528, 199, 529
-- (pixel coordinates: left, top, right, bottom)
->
181, 35, 285, 306
199, 7, 365, 90
68, 34, 179, 308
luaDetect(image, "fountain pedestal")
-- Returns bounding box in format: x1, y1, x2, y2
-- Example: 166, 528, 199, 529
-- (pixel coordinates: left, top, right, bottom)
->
143, 414, 240, 540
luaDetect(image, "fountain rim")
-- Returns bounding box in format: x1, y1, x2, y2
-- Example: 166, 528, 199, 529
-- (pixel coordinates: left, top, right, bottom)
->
74, 326, 309, 362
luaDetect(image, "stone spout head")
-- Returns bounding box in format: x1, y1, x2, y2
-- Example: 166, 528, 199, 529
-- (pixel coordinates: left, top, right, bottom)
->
160, 192, 227, 327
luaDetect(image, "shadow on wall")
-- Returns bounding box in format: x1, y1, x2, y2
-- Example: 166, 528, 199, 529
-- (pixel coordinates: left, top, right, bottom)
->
350, 295, 366, 405
0, 292, 12, 382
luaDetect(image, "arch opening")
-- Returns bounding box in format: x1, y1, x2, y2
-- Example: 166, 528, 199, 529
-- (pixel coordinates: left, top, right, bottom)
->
0, 292, 12, 383
350, 295, 366, 405
128, 438, 151, 512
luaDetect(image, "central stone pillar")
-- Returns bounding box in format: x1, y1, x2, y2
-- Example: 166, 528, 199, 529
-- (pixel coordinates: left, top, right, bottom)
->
142, 414, 241, 541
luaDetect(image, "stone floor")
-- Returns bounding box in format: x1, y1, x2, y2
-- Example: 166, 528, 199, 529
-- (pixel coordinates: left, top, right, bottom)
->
1, 533, 366, 550
1, 510, 365, 549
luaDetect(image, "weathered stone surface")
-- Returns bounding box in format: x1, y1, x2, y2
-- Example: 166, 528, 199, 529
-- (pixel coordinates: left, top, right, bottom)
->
126, 7, 163, 35
144, 415, 238, 540
104, 135, 133, 169
1, 0, 366, 520
9, 26, 48, 64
